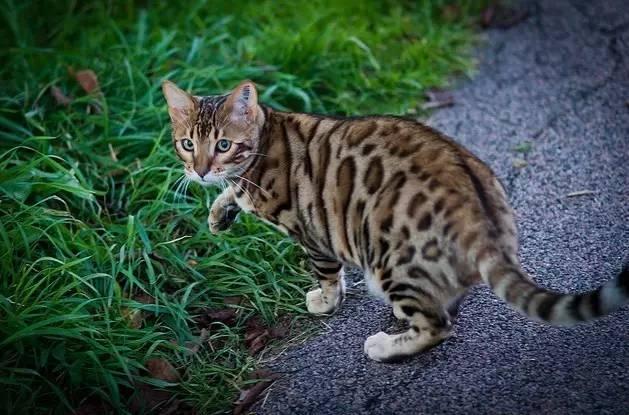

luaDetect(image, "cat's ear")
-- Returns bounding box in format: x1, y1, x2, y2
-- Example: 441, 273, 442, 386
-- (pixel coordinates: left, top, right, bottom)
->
162, 80, 197, 125
225, 80, 259, 125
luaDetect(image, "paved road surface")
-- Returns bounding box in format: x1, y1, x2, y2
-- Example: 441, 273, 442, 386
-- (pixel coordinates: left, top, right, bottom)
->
256, 1, 629, 413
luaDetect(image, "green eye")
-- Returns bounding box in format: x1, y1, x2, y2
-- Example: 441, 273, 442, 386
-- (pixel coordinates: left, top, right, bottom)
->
181, 138, 194, 152
216, 139, 231, 152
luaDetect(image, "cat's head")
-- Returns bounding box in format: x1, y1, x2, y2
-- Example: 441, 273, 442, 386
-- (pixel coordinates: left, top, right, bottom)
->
162, 80, 264, 186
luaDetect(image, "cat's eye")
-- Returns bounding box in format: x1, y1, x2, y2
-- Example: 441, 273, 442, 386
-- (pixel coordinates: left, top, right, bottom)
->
181, 138, 194, 152
216, 139, 231, 153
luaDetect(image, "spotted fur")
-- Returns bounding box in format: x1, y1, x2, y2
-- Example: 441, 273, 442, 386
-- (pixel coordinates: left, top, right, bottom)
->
163, 80, 629, 362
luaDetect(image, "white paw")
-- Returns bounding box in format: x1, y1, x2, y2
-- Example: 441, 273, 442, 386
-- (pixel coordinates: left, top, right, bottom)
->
364, 331, 394, 362
306, 288, 339, 315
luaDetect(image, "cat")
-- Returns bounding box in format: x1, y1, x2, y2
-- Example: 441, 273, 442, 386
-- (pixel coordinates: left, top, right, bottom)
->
162, 80, 628, 362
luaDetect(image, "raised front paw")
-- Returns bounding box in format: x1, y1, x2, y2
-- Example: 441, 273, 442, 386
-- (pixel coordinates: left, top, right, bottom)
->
208, 203, 240, 234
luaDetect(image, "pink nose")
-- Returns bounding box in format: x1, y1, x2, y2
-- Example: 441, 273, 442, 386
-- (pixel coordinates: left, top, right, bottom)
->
195, 166, 211, 178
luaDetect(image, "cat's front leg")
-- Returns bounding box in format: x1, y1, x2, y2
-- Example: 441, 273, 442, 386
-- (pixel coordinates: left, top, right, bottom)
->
208, 187, 241, 234
305, 253, 345, 315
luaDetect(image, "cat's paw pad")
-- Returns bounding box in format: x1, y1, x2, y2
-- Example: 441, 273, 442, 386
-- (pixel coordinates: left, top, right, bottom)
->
208, 204, 240, 234
364, 332, 393, 362
306, 288, 338, 315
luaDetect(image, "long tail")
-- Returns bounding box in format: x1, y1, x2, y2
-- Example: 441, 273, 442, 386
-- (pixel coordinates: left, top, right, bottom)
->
477, 250, 629, 325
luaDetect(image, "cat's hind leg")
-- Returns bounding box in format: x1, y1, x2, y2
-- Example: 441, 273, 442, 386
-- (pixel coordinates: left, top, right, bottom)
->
305, 254, 345, 315
363, 268, 452, 362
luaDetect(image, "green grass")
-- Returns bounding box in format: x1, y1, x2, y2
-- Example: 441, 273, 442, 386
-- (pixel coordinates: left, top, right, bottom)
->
0, 0, 489, 413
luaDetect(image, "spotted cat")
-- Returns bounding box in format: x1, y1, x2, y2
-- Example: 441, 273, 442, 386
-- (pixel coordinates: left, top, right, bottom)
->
162, 80, 628, 362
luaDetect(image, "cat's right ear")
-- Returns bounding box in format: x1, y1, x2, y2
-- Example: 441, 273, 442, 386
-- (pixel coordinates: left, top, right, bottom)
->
162, 80, 196, 125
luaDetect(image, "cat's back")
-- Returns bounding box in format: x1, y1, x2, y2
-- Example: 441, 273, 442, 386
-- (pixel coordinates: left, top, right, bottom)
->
279, 111, 517, 267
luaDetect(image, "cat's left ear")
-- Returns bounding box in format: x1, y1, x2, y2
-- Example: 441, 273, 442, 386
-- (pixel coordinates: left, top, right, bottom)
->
225, 81, 259, 125
162, 80, 197, 125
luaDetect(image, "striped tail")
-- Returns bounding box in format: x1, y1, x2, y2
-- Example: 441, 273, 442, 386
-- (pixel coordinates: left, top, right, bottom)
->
478, 252, 629, 325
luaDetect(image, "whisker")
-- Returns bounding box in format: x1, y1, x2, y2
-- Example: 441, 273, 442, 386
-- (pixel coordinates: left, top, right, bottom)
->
177, 177, 191, 206
229, 178, 255, 208
234, 174, 272, 198
182, 179, 191, 203
172, 176, 186, 203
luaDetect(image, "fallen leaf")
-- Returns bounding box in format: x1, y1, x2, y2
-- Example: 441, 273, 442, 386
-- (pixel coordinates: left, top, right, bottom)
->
481, 3, 529, 29
146, 358, 180, 382
73, 398, 111, 415
512, 158, 528, 169
441, 4, 461, 21
247, 329, 270, 355
75, 69, 100, 94
244, 315, 270, 355
208, 308, 238, 326
134, 293, 155, 304
480, 4, 496, 28
50, 86, 72, 106
232, 371, 280, 415
194, 307, 239, 330
268, 315, 291, 339
129, 383, 175, 414
421, 89, 455, 110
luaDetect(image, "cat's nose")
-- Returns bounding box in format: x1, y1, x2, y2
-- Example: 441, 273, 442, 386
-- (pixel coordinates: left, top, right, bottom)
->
195, 166, 211, 179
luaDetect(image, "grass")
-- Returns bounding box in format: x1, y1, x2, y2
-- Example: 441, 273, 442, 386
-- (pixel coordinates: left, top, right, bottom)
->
0, 0, 489, 413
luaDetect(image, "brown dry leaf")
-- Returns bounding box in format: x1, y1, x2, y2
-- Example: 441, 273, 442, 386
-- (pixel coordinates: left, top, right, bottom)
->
207, 308, 238, 326
480, 4, 496, 28
246, 329, 270, 355
481, 3, 529, 29
129, 383, 176, 414
50, 86, 72, 106
269, 316, 291, 339
232, 371, 280, 415
245, 315, 275, 355
73, 398, 111, 415
134, 293, 155, 304
146, 358, 180, 382
421, 89, 455, 110
441, 4, 461, 21
75, 69, 100, 94
194, 307, 239, 331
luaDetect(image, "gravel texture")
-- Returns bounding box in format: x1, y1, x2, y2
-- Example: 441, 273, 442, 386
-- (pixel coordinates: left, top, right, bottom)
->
256, 1, 629, 413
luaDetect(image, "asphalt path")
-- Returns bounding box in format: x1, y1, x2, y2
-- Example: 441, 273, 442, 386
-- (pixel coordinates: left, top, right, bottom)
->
256, 1, 629, 413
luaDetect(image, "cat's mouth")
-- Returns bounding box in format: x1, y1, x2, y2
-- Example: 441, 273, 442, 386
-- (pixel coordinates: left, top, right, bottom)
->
186, 169, 225, 187
186, 168, 246, 188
